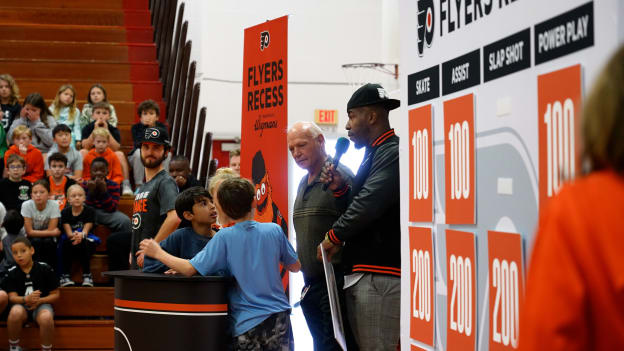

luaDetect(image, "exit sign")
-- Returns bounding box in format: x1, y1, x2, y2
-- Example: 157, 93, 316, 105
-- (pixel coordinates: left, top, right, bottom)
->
315, 109, 339, 125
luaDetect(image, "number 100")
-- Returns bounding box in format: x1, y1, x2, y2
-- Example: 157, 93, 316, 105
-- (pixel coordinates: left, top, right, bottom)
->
544, 98, 575, 197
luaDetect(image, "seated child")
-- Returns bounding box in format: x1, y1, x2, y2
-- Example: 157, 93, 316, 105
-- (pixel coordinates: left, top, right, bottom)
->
79, 84, 118, 128
140, 178, 301, 349
4, 125, 44, 183
169, 155, 200, 192
129, 100, 169, 188
21, 179, 61, 268
47, 153, 76, 211
143, 186, 218, 273
0, 204, 9, 316
80, 102, 132, 195
0, 74, 21, 131
0, 210, 25, 279
8, 93, 56, 154
81, 157, 131, 233
82, 128, 123, 185
59, 185, 98, 287
49, 84, 81, 147
0, 154, 31, 213
45, 124, 83, 180
5, 237, 59, 351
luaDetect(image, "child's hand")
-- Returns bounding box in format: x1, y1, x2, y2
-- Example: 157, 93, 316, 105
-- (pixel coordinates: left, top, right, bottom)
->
139, 239, 161, 259
71, 231, 83, 245
87, 179, 97, 193
25, 290, 41, 309
18, 142, 28, 154
95, 178, 107, 193
95, 120, 108, 129
164, 269, 179, 275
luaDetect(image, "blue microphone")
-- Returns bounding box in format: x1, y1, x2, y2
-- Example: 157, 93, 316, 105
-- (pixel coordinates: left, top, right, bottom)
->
323, 137, 350, 191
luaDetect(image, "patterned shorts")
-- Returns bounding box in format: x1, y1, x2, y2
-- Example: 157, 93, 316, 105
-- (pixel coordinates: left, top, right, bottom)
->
232, 310, 294, 351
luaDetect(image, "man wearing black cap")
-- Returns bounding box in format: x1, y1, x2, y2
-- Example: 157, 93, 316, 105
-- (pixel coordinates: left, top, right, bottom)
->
319, 83, 401, 350
130, 126, 180, 268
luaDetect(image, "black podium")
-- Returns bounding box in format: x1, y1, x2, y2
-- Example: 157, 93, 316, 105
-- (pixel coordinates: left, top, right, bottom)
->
104, 270, 231, 350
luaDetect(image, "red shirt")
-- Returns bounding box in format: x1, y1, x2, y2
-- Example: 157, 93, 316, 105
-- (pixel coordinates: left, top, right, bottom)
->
521, 170, 624, 350
82, 147, 123, 185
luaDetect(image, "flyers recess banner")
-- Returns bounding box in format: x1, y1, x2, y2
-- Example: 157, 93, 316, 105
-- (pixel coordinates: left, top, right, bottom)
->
240, 16, 289, 288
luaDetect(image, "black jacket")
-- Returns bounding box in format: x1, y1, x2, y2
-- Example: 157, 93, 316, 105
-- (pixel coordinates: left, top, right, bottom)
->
328, 129, 400, 277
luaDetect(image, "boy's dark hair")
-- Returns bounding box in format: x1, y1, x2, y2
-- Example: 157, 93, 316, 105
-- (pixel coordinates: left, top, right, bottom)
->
32, 179, 50, 193
3, 210, 24, 235
48, 152, 68, 167
175, 186, 212, 219
217, 178, 254, 220
6, 153, 26, 168
91, 157, 109, 170
171, 154, 190, 164
92, 101, 111, 114
52, 123, 72, 137
137, 99, 160, 117
12, 236, 32, 248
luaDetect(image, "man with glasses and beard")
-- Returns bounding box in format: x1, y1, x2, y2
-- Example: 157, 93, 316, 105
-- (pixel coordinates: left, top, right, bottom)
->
106, 126, 181, 270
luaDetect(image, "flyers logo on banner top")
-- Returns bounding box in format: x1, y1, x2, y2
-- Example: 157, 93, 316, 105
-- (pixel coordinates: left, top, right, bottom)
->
417, 0, 435, 56
260, 30, 270, 51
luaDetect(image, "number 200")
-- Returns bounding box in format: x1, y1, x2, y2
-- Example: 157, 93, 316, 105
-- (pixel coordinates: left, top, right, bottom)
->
412, 249, 431, 322
449, 254, 472, 336
491, 259, 520, 348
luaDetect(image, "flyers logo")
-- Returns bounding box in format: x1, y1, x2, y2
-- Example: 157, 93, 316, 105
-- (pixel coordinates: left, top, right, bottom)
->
132, 213, 141, 230
260, 31, 270, 51
145, 128, 160, 140
417, 0, 435, 56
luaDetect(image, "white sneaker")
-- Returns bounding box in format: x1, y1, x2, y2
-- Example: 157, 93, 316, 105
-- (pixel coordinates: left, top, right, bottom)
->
60, 274, 75, 287
122, 183, 133, 196
82, 273, 94, 287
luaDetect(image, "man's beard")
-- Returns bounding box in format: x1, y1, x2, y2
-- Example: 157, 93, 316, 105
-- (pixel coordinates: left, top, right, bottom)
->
141, 153, 167, 169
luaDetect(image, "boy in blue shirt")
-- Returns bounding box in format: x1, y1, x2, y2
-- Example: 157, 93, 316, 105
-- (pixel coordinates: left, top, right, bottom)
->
142, 186, 218, 273
140, 178, 300, 350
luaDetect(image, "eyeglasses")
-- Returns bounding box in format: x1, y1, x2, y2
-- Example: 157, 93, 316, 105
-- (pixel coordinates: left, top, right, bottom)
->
8, 165, 23, 170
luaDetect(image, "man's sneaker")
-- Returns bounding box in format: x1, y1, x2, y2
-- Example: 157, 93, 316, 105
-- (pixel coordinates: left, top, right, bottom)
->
122, 183, 134, 196
82, 273, 94, 287
60, 274, 75, 287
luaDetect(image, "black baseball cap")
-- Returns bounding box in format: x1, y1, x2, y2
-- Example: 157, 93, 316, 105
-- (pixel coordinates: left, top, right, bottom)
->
347, 83, 400, 111
140, 126, 170, 146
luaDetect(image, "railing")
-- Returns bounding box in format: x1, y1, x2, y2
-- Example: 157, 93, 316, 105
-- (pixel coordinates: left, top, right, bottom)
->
150, 0, 216, 185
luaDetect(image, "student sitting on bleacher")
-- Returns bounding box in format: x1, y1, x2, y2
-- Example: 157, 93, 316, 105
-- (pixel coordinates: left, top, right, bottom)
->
169, 154, 201, 192
0, 210, 25, 279
59, 184, 98, 288
80, 102, 132, 195
143, 187, 218, 273
81, 157, 131, 234
0, 203, 9, 317
21, 179, 61, 269
129, 99, 169, 188
79, 84, 118, 128
4, 125, 44, 183
45, 124, 83, 180
0, 154, 31, 213
49, 84, 81, 148
47, 153, 76, 211
0, 74, 20, 176
5, 237, 59, 351
82, 128, 123, 185
8, 93, 56, 155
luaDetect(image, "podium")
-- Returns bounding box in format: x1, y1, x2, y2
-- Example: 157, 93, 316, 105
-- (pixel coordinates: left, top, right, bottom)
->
104, 270, 231, 350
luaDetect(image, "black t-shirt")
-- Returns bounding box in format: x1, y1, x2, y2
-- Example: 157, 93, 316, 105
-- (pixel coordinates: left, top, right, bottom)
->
4, 262, 59, 298
61, 205, 96, 233
131, 169, 178, 254
178, 174, 201, 193
1, 103, 21, 131
81, 121, 121, 143
0, 178, 31, 212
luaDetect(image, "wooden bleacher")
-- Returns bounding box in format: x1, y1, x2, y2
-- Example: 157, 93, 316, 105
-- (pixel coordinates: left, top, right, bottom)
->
0, 0, 165, 349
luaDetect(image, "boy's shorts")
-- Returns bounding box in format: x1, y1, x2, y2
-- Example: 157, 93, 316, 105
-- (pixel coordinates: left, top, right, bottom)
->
232, 309, 294, 351
15, 303, 54, 322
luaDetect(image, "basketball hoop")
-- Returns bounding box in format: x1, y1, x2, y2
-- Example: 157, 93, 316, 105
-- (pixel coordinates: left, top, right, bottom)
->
341, 63, 399, 90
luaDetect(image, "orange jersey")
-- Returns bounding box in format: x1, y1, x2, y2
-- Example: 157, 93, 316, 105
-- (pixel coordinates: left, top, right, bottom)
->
521, 170, 624, 351
4, 144, 44, 183
48, 176, 71, 211
82, 147, 123, 185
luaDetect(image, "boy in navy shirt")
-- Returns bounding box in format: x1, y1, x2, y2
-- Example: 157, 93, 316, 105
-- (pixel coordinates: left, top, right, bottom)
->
141, 178, 300, 350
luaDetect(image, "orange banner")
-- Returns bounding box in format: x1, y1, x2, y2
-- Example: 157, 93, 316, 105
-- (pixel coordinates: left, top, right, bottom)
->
487, 231, 525, 351
409, 106, 434, 222
537, 64, 582, 210
444, 94, 475, 224
445, 229, 476, 351
241, 16, 289, 288
409, 226, 435, 346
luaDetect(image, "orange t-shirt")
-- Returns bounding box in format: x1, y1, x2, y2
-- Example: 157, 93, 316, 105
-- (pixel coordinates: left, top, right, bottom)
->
4, 144, 44, 183
48, 175, 69, 211
82, 147, 123, 185
521, 170, 624, 351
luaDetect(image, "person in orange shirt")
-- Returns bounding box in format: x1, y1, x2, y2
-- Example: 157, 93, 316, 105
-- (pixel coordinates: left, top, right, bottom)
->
4, 125, 44, 183
521, 46, 624, 350
82, 128, 123, 185
47, 152, 76, 211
